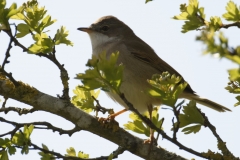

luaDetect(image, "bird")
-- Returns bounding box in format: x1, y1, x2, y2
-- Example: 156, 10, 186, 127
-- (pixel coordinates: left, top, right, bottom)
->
77, 15, 231, 118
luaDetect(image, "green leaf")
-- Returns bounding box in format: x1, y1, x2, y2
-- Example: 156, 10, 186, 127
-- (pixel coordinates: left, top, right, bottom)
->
76, 52, 124, 94
72, 87, 100, 113
11, 125, 34, 154
0, 0, 21, 30
197, 30, 240, 64
173, 0, 206, 33
78, 151, 89, 159
234, 95, 240, 107
124, 107, 163, 137
16, 23, 30, 38
0, 0, 6, 10
0, 138, 11, 148
38, 144, 55, 160
7, 146, 16, 156
38, 15, 56, 32
108, 153, 114, 160
65, 147, 89, 159
6, 3, 18, 19
223, 1, 240, 21
23, 124, 34, 139
147, 72, 187, 107
0, 138, 16, 156
182, 125, 201, 134
178, 101, 204, 134
208, 16, 222, 31
145, 0, 152, 3
0, 150, 9, 160
28, 33, 54, 54
10, 0, 56, 34
54, 26, 73, 46
228, 68, 240, 81
66, 147, 76, 157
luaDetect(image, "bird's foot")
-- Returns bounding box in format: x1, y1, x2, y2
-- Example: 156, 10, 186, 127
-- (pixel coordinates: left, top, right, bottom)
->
98, 115, 119, 132
144, 134, 157, 146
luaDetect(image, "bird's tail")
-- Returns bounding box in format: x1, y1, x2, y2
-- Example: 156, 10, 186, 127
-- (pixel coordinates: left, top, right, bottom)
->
184, 94, 231, 112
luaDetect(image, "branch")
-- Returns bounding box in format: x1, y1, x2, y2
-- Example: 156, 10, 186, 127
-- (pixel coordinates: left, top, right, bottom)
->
119, 93, 206, 159
30, 143, 125, 160
0, 106, 37, 115
197, 108, 236, 159
0, 78, 186, 160
221, 21, 240, 29
172, 101, 184, 140
37, 53, 70, 100
0, 117, 81, 137
195, 13, 240, 30
92, 96, 114, 116
3, 27, 70, 100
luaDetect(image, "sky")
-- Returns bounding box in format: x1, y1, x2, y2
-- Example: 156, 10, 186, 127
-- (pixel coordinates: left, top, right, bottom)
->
0, 0, 240, 159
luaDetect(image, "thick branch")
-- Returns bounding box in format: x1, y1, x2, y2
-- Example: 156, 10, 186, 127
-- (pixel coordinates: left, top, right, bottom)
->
0, 78, 186, 160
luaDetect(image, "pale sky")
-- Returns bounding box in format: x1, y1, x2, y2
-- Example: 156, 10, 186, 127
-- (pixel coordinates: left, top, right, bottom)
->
0, 0, 239, 159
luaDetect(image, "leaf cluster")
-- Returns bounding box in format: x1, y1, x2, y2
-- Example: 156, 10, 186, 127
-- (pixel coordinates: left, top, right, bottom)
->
0, 0, 73, 54
197, 29, 240, 107
0, 125, 34, 160
0, 0, 21, 30
124, 106, 163, 137
65, 147, 89, 159
76, 52, 124, 94
177, 101, 204, 134
147, 72, 187, 107
174, 0, 240, 32
72, 87, 100, 113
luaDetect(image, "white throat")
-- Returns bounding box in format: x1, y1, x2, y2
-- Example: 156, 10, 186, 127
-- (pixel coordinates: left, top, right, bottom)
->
88, 32, 116, 50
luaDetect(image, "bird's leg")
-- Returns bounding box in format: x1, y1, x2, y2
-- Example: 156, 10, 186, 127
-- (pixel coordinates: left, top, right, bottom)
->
108, 108, 128, 120
98, 109, 128, 131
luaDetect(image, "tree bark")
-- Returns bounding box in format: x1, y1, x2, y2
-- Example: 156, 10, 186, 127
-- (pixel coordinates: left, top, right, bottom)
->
0, 78, 187, 160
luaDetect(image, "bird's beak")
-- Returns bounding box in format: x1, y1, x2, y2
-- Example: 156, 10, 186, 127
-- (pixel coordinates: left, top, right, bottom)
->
77, 27, 92, 33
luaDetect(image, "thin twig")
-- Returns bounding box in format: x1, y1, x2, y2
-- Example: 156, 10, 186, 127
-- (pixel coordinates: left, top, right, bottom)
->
1, 97, 8, 108
0, 106, 37, 115
196, 108, 236, 159
119, 93, 207, 159
92, 96, 113, 116
0, 117, 81, 137
30, 142, 124, 160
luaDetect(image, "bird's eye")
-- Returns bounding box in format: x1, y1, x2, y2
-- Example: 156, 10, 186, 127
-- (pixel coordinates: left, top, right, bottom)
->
100, 26, 109, 32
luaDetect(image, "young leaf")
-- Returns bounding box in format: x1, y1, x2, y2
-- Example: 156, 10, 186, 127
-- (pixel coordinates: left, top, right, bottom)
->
38, 144, 55, 160
78, 151, 89, 159
181, 125, 201, 134
72, 87, 100, 113
173, 0, 206, 33
108, 153, 114, 160
11, 125, 34, 154
178, 101, 204, 134
147, 72, 187, 107
124, 107, 163, 137
222, 1, 240, 21
0, 138, 16, 156
76, 52, 124, 94
0, 150, 9, 160
54, 26, 73, 46
196, 30, 240, 64
28, 33, 54, 54
66, 147, 76, 157
208, 16, 223, 31
0, 0, 21, 30
16, 23, 30, 38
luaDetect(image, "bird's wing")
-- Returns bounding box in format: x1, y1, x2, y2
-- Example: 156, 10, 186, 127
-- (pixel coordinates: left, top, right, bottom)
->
124, 39, 195, 94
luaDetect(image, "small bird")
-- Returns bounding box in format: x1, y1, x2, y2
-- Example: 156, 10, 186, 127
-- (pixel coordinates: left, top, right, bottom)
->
77, 16, 231, 117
